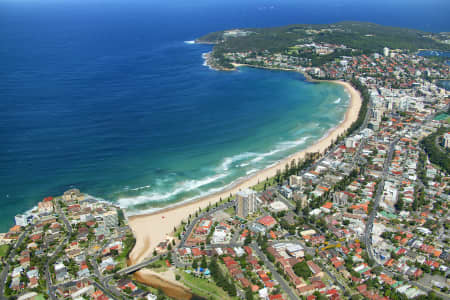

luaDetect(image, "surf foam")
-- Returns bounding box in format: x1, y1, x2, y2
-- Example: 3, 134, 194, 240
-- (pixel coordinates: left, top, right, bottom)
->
118, 172, 229, 207
251, 136, 310, 163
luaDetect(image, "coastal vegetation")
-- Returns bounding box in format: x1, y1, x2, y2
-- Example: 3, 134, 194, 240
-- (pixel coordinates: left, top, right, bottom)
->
208, 256, 238, 297
347, 78, 370, 135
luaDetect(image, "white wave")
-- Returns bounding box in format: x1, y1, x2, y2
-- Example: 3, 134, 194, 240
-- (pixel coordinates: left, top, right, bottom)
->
246, 169, 258, 175
21, 205, 38, 217
184, 40, 195, 44
202, 52, 210, 67
118, 172, 229, 207
85, 194, 109, 203
129, 185, 151, 191
123, 181, 234, 218
334, 97, 341, 104
218, 152, 257, 171
119, 136, 312, 211
250, 136, 311, 163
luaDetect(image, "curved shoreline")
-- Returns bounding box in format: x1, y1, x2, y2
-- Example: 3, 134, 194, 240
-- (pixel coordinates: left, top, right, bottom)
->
127, 76, 362, 265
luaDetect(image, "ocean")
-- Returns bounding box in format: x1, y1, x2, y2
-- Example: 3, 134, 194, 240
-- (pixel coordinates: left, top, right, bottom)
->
0, 0, 449, 231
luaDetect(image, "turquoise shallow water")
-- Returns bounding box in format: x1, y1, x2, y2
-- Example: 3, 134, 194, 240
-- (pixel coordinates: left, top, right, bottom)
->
113, 68, 350, 213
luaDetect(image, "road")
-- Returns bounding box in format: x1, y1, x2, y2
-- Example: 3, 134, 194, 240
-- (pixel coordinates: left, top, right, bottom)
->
0, 228, 29, 300
315, 258, 352, 296
117, 201, 234, 275
250, 243, 299, 300
179, 201, 234, 248
116, 254, 163, 276
275, 191, 295, 210
92, 281, 122, 300
382, 268, 450, 300
43, 201, 75, 300
363, 137, 399, 264
414, 280, 450, 300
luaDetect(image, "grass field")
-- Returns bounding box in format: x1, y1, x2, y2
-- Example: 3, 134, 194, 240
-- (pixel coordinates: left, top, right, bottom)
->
178, 271, 238, 300
0, 245, 9, 257
252, 177, 277, 192
146, 259, 170, 273
224, 207, 235, 216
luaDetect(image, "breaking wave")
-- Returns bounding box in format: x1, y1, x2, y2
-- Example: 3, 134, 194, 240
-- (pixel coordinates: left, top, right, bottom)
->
251, 136, 311, 163
118, 172, 229, 207
118, 135, 312, 209
218, 152, 257, 171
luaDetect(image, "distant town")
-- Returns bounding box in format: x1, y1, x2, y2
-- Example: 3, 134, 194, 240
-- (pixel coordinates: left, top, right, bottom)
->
1, 22, 449, 300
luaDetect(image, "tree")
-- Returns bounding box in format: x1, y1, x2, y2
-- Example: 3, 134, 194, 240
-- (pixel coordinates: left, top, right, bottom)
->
201, 256, 207, 269
192, 259, 198, 270
293, 261, 312, 279
395, 197, 404, 211
244, 233, 252, 245
290, 159, 296, 174
227, 280, 237, 297
245, 287, 253, 300
295, 200, 302, 214
276, 169, 282, 184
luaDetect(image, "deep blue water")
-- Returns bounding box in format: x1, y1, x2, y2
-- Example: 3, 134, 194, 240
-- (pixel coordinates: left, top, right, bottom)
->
1, 0, 449, 231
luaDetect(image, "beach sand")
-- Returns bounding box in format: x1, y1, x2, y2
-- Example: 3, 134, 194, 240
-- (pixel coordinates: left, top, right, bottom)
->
128, 80, 362, 265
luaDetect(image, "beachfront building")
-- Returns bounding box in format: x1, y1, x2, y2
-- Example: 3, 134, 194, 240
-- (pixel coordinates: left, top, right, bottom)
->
62, 188, 84, 202
38, 197, 54, 213
15, 214, 30, 227
443, 132, 450, 148
102, 210, 119, 228
236, 188, 257, 218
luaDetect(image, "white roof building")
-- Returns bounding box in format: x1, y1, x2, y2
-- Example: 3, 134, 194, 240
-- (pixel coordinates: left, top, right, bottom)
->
212, 230, 227, 244
12, 266, 23, 278
258, 287, 269, 299
269, 201, 288, 212
234, 247, 245, 257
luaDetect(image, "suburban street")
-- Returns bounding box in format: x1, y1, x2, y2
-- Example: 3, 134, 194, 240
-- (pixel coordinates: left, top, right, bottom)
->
250, 243, 299, 300
0, 228, 29, 300
179, 201, 235, 248
364, 137, 400, 264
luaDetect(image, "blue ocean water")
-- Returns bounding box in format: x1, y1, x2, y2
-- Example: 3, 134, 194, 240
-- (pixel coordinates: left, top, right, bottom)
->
1, 0, 449, 230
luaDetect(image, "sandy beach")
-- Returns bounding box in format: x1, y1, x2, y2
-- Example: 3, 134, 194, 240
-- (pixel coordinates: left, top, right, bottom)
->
128, 79, 362, 265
